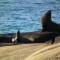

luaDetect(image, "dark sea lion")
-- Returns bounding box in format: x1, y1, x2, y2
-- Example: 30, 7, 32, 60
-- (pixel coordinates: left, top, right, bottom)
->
41, 10, 60, 32
20, 31, 60, 44
0, 10, 60, 44
19, 10, 60, 43
34, 32, 60, 44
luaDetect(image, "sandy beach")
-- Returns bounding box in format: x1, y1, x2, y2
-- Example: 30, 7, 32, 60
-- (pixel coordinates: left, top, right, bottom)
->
0, 43, 50, 60
0, 36, 60, 60
25, 43, 60, 60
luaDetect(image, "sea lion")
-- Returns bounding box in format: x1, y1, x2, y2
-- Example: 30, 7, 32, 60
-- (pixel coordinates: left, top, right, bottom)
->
34, 32, 60, 44
0, 10, 60, 44
41, 10, 60, 32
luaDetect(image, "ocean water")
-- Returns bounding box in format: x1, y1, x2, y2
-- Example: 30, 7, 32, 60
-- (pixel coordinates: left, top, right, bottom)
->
0, 0, 60, 34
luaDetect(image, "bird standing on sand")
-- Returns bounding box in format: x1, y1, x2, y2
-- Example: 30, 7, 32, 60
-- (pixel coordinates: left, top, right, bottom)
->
17, 30, 21, 42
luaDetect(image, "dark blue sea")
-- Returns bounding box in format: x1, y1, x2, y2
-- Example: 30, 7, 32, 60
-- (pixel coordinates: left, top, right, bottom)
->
0, 0, 60, 34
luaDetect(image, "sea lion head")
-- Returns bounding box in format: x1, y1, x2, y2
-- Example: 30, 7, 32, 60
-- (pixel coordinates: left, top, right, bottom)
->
41, 10, 52, 31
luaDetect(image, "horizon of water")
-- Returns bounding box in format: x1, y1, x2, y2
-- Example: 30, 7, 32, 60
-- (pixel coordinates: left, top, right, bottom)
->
0, 0, 60, 34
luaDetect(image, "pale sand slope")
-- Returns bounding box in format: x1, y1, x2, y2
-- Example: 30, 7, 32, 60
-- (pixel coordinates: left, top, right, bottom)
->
25, 43, 60, 60
0, 43, 51, 60
0, 36, 60, 60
